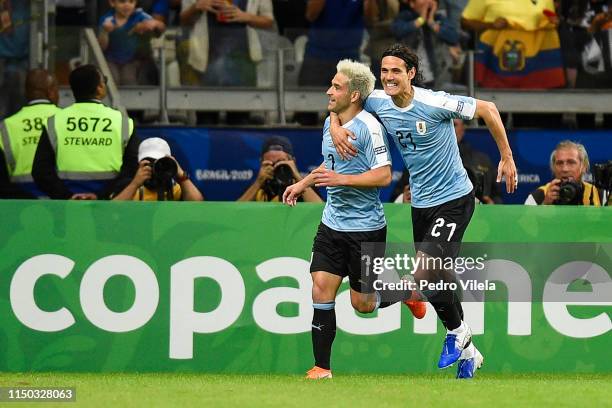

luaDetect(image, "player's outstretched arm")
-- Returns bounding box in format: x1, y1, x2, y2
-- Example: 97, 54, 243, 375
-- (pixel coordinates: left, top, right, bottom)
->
313, 165, 391, 188
282, 163, 324, 206
329, 113, 358, 160
474, 99, 518, 193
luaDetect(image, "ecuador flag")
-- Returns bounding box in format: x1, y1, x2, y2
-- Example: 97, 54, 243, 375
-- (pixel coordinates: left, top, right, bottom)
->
463, 0, 566, 88
475, 25, 566, 88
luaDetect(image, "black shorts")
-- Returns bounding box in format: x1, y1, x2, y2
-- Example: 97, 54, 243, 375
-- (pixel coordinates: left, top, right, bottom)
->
310, 222, 387, 293
411, 191, 475, 259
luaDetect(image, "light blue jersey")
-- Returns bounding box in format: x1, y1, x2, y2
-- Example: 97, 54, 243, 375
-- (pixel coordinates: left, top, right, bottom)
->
321, 110, 391, 232
365, 88, 476, 208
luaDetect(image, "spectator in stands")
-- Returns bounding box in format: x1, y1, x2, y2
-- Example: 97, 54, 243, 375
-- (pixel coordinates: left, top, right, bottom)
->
295, 0, 378, 125
589, 0, 612, 32
299, 0, 377, 87
364, 0, 400, 87
0, 0, 29, 118
272, 0, 309, 41
525, 140, 602, 205
584, 0, 612, 86
556, 0, 597, 88
130, 0, 176, 85
179, 0, 274, 87
179, 0, 275, 124
238, 135, 322, 202
461, 0, 566, 88
0, 69, 60, 199
112, 137, 203, 200
32, 65, 140, 200
441, 0, 468, 37
391, 0, 460, 87
136, 0, 170, 25
98, 0, 165, 85
56, 1, 95, 85
455, 118, 501, 204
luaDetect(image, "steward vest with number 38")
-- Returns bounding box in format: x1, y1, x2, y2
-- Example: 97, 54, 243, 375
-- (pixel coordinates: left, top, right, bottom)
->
0, 101, 61, 196
47, 102, 133, 192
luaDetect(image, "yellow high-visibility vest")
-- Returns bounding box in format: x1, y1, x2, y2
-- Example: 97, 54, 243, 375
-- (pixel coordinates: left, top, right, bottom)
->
0, 101, 60, 182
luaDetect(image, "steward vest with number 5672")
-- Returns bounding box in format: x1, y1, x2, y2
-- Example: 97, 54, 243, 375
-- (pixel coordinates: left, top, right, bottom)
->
47, 101, 133, 193
0, 101, 60, 196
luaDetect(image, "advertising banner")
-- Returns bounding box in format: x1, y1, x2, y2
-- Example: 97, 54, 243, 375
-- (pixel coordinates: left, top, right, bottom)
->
1, 201, 610, 373
138, 127, 611, 204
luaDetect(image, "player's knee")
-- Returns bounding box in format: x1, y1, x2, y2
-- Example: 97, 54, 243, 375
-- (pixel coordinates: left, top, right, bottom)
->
312, 281, 334, 303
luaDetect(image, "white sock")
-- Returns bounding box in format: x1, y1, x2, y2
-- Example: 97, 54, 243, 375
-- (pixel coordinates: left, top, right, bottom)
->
460, 342, 475, 359
448, 321, 466, 334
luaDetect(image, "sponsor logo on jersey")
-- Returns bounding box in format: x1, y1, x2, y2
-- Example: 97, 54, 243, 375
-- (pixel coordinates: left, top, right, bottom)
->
456, 101, 465, 113
374, 146, 387, 155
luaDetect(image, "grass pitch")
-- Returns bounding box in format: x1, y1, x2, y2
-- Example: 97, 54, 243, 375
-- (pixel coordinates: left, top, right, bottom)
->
0, 372, 610, 408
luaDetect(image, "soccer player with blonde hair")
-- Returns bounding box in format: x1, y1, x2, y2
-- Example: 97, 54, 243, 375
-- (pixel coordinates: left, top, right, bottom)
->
283, 59, 425, 379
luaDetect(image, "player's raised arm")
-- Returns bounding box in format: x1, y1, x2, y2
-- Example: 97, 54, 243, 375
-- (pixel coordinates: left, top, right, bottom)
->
474, 99, 518, 193
312, 165, 391, 188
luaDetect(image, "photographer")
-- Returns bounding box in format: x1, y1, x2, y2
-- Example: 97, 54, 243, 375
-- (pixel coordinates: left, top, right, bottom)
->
112, 137, 203, 201
455, 119, 501, 204
238, 136, 322, 202
525, 140, 601, 206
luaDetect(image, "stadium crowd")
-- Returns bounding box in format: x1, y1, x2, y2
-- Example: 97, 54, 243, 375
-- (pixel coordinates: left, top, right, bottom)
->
2, 1, 612, 115
0, 0, 610, 204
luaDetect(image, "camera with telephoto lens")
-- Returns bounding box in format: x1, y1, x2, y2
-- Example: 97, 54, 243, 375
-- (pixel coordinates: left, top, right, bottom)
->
263, 163, 294, 199
465, 166, 486, 202
592, 161, 612, 192
143, 157, 178, 200
152, 157, 178, 182
557, 178, 583, 205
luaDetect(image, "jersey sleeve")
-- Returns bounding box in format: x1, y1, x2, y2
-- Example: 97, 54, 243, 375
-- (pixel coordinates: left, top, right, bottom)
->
135, 9, 153, 23
420, 89, 477, 121
98, 11, 113, 28
361, 120, 391, 170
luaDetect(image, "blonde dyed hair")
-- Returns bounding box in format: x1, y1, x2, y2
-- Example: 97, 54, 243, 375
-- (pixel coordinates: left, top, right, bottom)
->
336, 59, 375, 103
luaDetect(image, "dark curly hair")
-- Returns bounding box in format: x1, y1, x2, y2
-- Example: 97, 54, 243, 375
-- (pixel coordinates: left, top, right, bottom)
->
381, 43, 424, 86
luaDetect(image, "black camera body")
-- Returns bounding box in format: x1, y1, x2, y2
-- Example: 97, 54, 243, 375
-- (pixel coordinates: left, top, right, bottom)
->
143, 157, 178, 200
152, 157, 178, 181
557, 179, 584, 205
263, 163, 294, 199
593, 161, 612, 192
465, 166, 486, 202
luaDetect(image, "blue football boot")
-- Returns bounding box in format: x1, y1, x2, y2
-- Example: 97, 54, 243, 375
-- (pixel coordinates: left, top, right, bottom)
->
438, 323, 472, 369
456, 344, 484, 379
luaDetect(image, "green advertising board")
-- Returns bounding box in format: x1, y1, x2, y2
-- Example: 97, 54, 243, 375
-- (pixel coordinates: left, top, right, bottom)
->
1, 201, 610, 373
